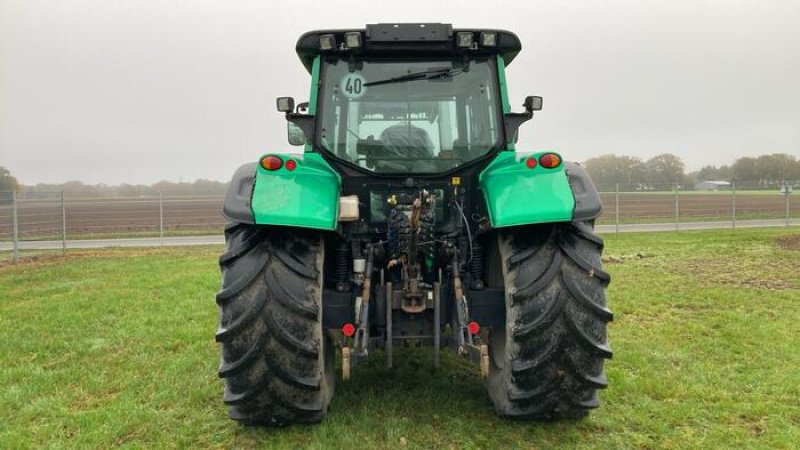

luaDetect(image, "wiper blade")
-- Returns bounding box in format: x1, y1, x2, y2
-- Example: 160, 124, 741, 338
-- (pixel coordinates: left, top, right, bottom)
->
363, 67, 463, 87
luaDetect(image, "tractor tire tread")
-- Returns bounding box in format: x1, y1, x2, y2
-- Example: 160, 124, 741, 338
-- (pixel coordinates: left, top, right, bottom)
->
216, 225, 333, 426
487, 221, 613, 420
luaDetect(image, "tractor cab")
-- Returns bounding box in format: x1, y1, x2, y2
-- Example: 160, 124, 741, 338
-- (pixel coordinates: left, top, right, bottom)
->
279, 24, 540, 174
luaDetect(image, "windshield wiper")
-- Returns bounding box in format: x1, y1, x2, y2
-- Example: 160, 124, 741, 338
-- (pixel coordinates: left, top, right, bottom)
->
363, 67, 464, 87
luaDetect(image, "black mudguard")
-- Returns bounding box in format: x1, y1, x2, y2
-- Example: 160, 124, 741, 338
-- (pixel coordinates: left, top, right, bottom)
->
565, 161, 603, 222
222, 163, 257, 224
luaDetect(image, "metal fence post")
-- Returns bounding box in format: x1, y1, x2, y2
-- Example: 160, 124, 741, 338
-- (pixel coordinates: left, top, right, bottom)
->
615, 183, 620, 234
674, 183, 680, 231
12, 190, 19, 264
786, 182, 791, 227
61, 191, 67, 255
732, 182, 736, 229
159, 192, 164, 247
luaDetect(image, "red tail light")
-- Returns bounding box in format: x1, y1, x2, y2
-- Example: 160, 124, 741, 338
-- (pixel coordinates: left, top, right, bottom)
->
260, 155, 283, 171
285, 159, 297, 171
538, 153, 562, 169
525, 158, 537, 169
341, 323, 356, 337
468, 321, 481, 336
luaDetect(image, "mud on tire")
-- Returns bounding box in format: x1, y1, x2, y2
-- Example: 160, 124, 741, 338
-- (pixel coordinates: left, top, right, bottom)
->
215, 224, 335, 425
486, 221, 613, 419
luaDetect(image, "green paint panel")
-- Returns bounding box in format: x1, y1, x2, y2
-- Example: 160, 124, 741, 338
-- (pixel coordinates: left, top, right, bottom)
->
251, 152, 341, 230
479, 151, 575, 228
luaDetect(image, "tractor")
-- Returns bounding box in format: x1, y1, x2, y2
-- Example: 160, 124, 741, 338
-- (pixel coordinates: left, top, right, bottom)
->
215, 23, 612, 425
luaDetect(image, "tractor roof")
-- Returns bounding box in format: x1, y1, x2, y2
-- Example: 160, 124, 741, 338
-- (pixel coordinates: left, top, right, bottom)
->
295, 23, 522, 73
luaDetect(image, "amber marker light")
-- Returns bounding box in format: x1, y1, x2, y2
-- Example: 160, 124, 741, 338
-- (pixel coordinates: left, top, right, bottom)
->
538, 153, 562, 169
260, 155, 283, 171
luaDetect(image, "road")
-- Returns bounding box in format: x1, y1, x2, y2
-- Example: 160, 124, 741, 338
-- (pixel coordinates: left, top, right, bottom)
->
1, 218, 797, 253
0, 235, 224, 251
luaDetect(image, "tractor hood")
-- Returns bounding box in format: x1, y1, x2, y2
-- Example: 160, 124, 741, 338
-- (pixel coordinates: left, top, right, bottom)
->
295, 23, 521, 73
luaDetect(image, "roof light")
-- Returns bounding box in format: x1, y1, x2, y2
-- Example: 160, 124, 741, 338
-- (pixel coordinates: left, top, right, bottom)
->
538, 153, 562, 169
344, 32, 362, 49
260, 155, 283, 171
456, 32, 473, 48
319, 34, 336, 51
480, 32, 497, 47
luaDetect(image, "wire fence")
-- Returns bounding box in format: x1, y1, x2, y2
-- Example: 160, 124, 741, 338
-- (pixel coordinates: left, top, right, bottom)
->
0, 191, 226, 263
594, 182, 797, 230
1, 182, 797, 263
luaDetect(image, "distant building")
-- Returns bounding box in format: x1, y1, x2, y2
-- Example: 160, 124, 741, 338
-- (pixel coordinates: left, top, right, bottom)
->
694, 180, 732, 191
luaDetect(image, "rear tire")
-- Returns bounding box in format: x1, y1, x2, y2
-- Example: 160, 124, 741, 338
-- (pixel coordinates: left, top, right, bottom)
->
215, 224, 335, 426
486, 221, 613, 419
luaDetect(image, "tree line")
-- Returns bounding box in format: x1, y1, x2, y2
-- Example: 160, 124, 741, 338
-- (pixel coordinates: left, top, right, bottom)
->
3, 152, 799, 197
0, 167, 228, 197
582, 153, 800, 189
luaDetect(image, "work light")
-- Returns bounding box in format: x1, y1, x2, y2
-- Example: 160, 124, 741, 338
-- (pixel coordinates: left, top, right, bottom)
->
344, 32, 362, 49
456, 32, 473, 48
276, 97, 294, 113
480, 32, 497, 47
319, 34, 336, 51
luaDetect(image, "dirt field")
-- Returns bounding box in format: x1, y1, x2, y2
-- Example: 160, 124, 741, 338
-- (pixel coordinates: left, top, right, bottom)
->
776, 234, 800, 250
0, 195, 226, 240
0, 191, 796, 240
597, 191, 794, 224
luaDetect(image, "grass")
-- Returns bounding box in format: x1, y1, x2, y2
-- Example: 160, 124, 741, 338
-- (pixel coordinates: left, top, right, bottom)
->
0, 228, 799, 448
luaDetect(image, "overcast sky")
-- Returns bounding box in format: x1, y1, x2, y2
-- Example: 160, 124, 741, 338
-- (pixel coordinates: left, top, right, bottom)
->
1, 0, 798, 185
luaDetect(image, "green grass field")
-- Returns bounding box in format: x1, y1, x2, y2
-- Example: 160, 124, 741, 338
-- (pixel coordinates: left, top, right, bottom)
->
1, 229, 799, 449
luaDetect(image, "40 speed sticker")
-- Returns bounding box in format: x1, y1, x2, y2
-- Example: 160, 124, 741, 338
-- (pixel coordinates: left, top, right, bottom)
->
340, 74, 366, 99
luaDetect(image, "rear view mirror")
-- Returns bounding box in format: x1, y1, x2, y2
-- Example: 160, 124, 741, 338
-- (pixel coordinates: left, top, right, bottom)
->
523, 96, 543, 112
504, 97, 538, 144
287, 122, 306, 146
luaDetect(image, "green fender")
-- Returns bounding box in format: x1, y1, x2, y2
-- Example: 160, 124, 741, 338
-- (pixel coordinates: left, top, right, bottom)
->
250, 153, 341, 231
479, 151, 601, 228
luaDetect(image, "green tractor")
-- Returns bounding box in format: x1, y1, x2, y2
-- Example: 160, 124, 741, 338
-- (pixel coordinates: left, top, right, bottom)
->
215, 23, 612, 425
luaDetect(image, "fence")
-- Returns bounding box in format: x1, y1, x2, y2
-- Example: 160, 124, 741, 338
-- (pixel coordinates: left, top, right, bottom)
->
0, 191, 226, 263
1, 182, 798, 263
594, 182, 797, 231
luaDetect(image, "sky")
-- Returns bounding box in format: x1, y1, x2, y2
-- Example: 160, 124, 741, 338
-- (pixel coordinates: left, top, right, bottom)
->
1, 0, 799, 185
